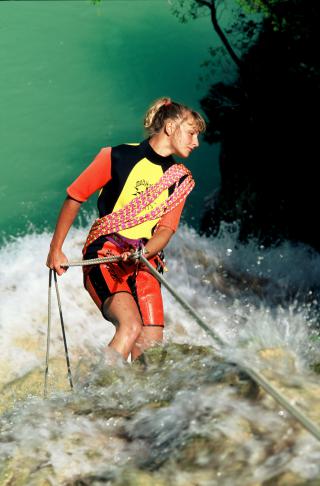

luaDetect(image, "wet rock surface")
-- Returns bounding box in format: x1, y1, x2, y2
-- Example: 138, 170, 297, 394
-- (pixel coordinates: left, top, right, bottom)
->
0, 343, 319, 485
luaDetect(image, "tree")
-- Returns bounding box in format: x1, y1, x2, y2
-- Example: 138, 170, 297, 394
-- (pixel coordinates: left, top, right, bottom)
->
173, 0, 320, 251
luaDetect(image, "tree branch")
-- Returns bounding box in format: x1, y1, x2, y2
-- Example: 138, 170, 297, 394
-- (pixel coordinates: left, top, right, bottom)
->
196, 0, 242, 69
196, 0, 212, 7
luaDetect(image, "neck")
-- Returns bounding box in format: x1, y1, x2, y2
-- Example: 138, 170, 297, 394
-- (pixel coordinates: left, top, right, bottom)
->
149, 133, 173, 157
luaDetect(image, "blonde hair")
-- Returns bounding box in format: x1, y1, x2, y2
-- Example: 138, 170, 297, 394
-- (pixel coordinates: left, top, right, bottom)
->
144, 97, 206, 136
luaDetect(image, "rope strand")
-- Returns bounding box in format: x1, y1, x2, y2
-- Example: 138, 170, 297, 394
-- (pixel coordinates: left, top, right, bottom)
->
60, 255, 122, 267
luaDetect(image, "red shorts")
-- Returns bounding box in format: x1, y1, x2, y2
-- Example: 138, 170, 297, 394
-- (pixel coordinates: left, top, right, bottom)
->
83, 240, 164, 327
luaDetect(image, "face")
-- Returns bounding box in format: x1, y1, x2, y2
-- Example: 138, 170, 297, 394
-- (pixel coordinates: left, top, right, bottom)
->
169, 115, 200, 158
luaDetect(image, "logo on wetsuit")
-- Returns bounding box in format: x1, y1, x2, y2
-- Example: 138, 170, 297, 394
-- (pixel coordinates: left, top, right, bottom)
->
133, 179, 155, 211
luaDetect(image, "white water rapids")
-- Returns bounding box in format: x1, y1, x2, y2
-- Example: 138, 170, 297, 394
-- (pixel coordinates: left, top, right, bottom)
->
0, 223, 320, 485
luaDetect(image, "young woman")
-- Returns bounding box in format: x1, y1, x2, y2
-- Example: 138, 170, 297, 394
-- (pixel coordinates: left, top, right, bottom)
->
46, 97, 205, 361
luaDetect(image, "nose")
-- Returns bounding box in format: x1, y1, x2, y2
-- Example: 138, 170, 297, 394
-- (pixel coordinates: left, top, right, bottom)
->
192, 135, 199, 148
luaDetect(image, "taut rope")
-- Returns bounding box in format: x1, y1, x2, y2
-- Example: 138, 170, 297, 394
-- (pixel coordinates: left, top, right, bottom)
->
44, 270, 74, 398
138, 255, 320, 442
61, 255, 123, 267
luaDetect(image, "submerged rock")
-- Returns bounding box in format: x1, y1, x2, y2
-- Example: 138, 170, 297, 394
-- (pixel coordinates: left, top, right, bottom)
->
262, 471, 310, 485
1, 343, 320, 485
0, 453, 55, 486
0, 357, 71, 414
258, 347, 296, 374
310, 362, 320, 374
134, 342, 219, 370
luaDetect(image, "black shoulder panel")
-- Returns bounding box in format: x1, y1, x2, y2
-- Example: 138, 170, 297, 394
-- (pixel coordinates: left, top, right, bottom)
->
97, 143, 142, 217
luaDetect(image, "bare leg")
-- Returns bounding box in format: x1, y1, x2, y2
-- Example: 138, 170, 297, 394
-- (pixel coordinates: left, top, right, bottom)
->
131, 327, 163, 360
103, 292, 143, 360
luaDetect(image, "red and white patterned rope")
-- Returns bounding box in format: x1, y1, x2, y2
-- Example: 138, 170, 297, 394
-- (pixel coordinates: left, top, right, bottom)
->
83, 163, 194, 252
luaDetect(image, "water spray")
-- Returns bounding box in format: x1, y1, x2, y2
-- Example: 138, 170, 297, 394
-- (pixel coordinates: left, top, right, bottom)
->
43, 253, 320, 442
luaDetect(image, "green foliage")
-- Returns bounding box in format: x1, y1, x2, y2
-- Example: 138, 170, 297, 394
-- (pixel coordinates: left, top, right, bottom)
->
171, 0, 263, 67
237, 0, 281, 15
170, 0, 288, 32
169, 0, 204, 23
237, 0, 300, 32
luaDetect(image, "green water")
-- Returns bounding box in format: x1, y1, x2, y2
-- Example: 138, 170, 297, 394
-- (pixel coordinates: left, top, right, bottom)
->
0, 0, 220, 241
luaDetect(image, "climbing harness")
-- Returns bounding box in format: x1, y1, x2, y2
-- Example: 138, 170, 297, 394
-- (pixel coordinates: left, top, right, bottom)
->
44, 253, 320, 442
83, 163, 194, 253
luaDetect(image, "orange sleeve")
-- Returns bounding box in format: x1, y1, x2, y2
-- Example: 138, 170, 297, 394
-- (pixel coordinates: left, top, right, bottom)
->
67, 147, 112, 202
158, 199, 185, 232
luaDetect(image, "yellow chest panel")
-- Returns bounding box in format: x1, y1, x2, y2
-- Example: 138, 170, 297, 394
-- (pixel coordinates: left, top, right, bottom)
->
113, 158, 168, 240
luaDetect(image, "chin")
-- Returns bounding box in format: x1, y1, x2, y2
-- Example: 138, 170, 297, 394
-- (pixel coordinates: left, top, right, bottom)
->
178, 151, 189, 158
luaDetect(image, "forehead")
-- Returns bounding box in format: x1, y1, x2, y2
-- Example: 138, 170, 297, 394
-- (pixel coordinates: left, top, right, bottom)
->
181, 116, 199, 132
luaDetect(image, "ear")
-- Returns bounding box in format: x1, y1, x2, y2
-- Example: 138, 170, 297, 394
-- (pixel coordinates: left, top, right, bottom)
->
164, 120, 176, 136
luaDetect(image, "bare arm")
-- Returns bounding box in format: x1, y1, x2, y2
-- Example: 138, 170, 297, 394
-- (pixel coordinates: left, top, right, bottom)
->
144, 226, 174, 258
46, 196, 82, 275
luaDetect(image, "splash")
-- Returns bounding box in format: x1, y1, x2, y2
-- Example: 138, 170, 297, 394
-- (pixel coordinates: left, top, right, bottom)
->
0, 223, 320, 484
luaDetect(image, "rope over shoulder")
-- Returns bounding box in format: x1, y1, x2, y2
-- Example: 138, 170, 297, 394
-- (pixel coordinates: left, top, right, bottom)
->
83, 163, 194, 253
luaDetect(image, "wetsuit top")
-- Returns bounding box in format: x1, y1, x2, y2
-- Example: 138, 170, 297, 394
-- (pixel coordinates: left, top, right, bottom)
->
67, 139, 186, 244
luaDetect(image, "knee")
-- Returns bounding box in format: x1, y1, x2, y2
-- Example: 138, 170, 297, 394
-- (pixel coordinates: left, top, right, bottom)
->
127, 320, 143, 342
116, 318, 143, 344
